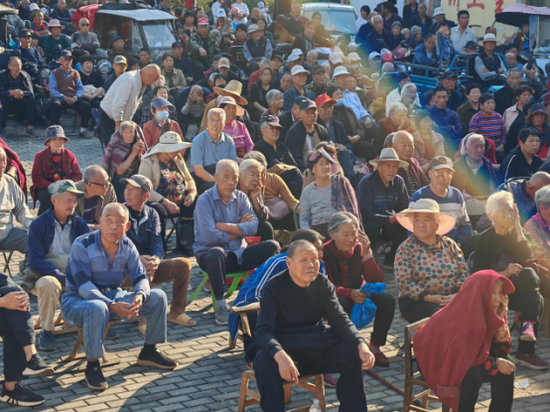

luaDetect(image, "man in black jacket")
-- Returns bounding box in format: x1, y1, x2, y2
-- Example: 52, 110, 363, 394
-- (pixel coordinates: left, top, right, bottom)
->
0, 56, 37, 137
285, 98, 329, 170
429, 7, 455, 34
278, 95, 306, 142
495, 68, 522, 116
253, 240, 375, 412
292, 21, 315, 55
365, 15, 394, 54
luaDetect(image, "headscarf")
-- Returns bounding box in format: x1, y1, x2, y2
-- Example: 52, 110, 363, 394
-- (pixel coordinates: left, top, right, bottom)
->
414, 270, 515, 411
102, 121, 147, 178
0, 137, 27, 200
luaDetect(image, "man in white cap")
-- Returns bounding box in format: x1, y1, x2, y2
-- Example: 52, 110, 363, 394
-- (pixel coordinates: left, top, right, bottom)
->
429, 6, 455, 35
332, 66, 372, 123
211, 0, 224, 20
215, 9, 233, 40
282, 64, 315, 111
243, 24, 272, 71
475, 33, 507, 88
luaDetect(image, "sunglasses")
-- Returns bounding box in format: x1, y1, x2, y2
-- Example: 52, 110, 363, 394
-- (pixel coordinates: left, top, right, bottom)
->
89, 180, 110, 188
80, 23, 90, 26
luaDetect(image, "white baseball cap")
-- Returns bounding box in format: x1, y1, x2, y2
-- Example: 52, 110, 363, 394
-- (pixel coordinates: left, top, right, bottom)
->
216, 9, 226, 18
433, 7, 445, 17
332, 66, 350, 79
291, 65, 310, 76
329, 52, 344, 65
287, 53, 302, 62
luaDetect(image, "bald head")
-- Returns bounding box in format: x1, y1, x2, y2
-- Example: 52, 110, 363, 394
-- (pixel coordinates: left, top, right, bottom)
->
140, 64, 162, 86
527, 171, 550, 198
392, 131, 415, 162
101, 203, 128, 221
83, 165, 108, 184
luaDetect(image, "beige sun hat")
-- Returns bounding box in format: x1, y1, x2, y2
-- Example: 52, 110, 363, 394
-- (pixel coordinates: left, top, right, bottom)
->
213, 80, 248, 106
369, 147, 409, 169
218, 95, 245, 116
142, 131, 191, 158
479, 33, 501, 47
396, 198, 456, 235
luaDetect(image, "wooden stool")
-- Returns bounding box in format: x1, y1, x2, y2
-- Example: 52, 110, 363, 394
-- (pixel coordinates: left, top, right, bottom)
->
188, 270, 249, 308
33, 308, 78, 336
238, 369, 326, 412
229, 302, 260, 349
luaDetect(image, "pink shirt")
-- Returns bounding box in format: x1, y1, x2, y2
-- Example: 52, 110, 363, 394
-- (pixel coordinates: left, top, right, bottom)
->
223, 120, 253, 153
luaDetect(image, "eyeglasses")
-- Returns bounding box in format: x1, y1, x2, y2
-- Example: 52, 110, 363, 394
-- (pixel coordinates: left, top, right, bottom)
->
89, 180, 110, 188
80, 23, 89, 26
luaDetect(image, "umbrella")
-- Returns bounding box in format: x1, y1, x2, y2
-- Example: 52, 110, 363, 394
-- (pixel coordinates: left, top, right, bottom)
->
495, 4, 550, 28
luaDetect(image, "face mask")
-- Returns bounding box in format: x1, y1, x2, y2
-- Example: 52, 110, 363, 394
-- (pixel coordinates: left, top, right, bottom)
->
156, 110, 169, 121
335, 98, 344, 106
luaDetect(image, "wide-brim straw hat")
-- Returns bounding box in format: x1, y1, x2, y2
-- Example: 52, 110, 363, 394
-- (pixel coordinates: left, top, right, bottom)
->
478, 33, 501, 47
213, 80, 248, 106
396, 198, 456, 236
217, 95, 244, 116
142, 131, 191, 158
369, 148, 409, 170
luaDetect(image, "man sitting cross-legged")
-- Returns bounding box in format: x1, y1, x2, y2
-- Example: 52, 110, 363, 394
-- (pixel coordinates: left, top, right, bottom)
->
122, 175, 195, 331
253, 239, 375, 412
25, 180, 89, 352
61, 203, 177, 391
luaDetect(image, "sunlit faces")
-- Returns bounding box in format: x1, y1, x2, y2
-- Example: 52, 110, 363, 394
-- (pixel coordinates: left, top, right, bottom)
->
286, 244, 320, 287
378, 161, 400, 184
412, 213, 439, 242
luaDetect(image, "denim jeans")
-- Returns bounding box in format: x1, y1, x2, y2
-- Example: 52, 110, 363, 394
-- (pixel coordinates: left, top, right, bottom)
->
62, 288, 167, 359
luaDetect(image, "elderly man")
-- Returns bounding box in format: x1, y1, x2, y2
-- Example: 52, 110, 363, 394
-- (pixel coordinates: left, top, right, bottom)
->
282, 65, 315, 111
475, 33, 507, 89
365, 15, 394, 54
0, 56, 37, 137
194, 159, 279, 325
357, 148, 409, 266
17, 0, 31, 20
450, 10, 476, 53
103, 55, 127, 93
253, 239, 374, 411
0, 147, 34, 256
123, 175, 194, 330
439, 71, 464, 112
0, 271, 54, 407
25, 180, 89, 352
501, 171, 550, 224
71, 18, 100, 56
43, 19, 70, 62
287, 2, 305, 36
285, 98, 330, 171
99, 64, 161, 147
305, 65, 329, 98
17, 29, 44, 82
429, 6, 455, 34
427, 85, 463, 154
179, 85, 206, 135
391, 131, 429, 197
46, 50, 92, 139
494, 68, 522, 116
411, 156, 472, 246
244, 24, 272, 68
333, 66, 372, 123
62, 204, 177, 391
380, 0, 404, 32
50, 0, 71, 25
75, 165, 117, 230
190, 108, 238, 194
190, 18, 221, 70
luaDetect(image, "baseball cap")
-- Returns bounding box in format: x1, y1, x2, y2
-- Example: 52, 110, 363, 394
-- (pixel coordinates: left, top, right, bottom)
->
369, 51, 381, 60
198, 18, 209, 25
18, 29, 32, 38
316, 93, 336, 107
441, 71, 457, 80
299, 98, 317, 112
294, 96, 308, 107
120, 175, 153, 194
248, 24, 261, 34
312, 65, 326, 75
113, 55, 127, 65
287, 53, 302, 62
60, 50, 73, 59
348, 52, 361, 62
332, 66, 350, 79
291, 65, 310, 76
429, 156, 455, 172
260, 114, 284, 129
216, 9, 226, 18
433, 7, 445, 17
329, 52, 343, 65
172, 41, 184, 49
218, 57, 230, 68
48, 179, 85, 198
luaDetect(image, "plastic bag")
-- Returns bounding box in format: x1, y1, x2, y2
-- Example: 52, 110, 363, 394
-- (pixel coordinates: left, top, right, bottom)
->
349, 282, 387, 329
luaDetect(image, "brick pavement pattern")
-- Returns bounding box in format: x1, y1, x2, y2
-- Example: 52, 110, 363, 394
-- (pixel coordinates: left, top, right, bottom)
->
0, 118, 549, 411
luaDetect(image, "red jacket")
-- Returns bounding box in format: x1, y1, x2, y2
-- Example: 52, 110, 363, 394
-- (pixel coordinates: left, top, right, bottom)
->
31, 148, 82, 206
142, 119, 184, 148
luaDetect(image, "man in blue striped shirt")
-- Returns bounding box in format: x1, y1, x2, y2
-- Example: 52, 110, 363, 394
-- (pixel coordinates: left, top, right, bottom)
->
62, 203, 176, 392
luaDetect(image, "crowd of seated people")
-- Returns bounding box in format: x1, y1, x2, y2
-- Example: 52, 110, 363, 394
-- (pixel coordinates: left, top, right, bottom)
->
3, 0, 550, 410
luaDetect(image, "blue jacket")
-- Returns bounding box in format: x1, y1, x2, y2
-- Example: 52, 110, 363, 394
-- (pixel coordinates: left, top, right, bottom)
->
413, 43, 438, 67
124, 204, 164, 259
28, 207, 89, 280
427, 105, 463, 143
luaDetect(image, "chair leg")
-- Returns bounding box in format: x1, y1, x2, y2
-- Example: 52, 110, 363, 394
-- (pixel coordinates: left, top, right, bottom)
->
315, 375, 326, 412
3, 250, 13, 278
284, 383, 292, 404
188, 272, 209, 303
226, 273, 247, 298
237, 372, 250, 412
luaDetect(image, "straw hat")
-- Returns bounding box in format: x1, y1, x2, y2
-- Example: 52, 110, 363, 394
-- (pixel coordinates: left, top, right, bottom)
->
213, 80, 248, 106
218, 95, 244, 116
142, 131, 191, 158
479, 33, 500, 47
396, 199, 456, 235
369, 148, 408, 169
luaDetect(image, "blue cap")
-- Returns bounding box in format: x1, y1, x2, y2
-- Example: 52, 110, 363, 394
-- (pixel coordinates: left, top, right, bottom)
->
293, 95, 308, 107
151, 97, 174, 109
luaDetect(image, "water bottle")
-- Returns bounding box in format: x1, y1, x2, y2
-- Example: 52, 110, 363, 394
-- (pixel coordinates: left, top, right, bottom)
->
309, 398, 322, 412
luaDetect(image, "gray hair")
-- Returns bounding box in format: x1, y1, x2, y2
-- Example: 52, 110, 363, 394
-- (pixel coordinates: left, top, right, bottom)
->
388, 102, 408, 117
382, 62, 394, 72
486, 191, 514, 219
535, 185, 550, 211
239, 158, 263, 175
306, 50, 318, 59
260, 58, 271, 67
208, 108, 226, 123
211, 30, 222, 39
83, 165, 107, 185
244, 151, 267, 167
215, 159, 238, 175
371, 15, 383, 24
79, 18, 90, 25
101, 203, 128, 221
118, 120, 136, 134
508, 67, 521, 77
266, 89, 283, 105
328, 211, 360, 235
411, 25, 421, 37
400, 82, 417, 98
465, 133, 485, 148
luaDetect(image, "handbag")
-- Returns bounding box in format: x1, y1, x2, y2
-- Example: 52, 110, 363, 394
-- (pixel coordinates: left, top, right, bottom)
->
175, 218, 195, 257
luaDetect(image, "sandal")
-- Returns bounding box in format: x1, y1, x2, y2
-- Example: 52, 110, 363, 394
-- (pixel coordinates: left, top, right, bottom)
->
168, 313, 197, 327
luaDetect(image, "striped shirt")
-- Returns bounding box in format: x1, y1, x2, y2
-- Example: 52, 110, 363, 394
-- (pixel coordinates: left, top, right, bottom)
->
66, 230, 149, 305
469, 111, 507, 147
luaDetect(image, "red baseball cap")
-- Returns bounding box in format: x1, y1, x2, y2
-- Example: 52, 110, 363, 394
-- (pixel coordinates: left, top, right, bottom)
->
316, 93, 337, 107
198, 18, 209, 25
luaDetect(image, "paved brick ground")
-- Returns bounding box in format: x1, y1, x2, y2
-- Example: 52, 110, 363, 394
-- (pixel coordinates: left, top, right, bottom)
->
0, 117, 549, 411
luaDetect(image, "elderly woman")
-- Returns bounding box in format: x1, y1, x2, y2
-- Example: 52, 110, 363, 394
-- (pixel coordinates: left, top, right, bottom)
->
299, 148, 361, 239
452, 133, 497, 228
500, 127, 543, 184
415, 271, 516, 412
394, 199, 469, 323
408, 25, 423, 48
264, 89, 283, 118
524, 186, 550, 276
103, 121, 148, 201
138, 131, 196, 239
219, 96, 254, 158
519, 103, 550, 160
248, 66, 277, 122
376, 102, 411, 150
323, 212, 396, 367
412, 110, 445, 173
472, 191, 547, 371
143, 97, 184, 148
400, 83, 421, 116
237, 159, 274, 241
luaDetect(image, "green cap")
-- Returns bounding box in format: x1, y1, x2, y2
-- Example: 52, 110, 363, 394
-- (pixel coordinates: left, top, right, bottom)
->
48, 179, 85, 198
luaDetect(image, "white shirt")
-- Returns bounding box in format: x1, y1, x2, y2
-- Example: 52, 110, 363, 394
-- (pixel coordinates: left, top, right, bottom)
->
450, 26, 477, 53
356, 17, 369, 30
386, 87, 422, 116
232, 2, 249, 24
0, 176, 34, 243
100, 70, 145, 122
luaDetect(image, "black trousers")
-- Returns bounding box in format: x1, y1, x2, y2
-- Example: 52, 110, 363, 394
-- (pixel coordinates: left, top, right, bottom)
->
197, 241, 280, 300
179, 113, 202, 137
339, 293, 396, 347
458, 358, 514, 412
99, 107, 116, 147
279, 168, 303, 199
35, 187, 53, 216
352, 140, 379, 162
253, 337, 367, 412
364, 221, 408, 261
1, 96, 35, 126
508, 267, 543, 355
256, 221, 274, 242
399, 297, 442, 323
0, 273, 34, 382
47, 97, 91, 128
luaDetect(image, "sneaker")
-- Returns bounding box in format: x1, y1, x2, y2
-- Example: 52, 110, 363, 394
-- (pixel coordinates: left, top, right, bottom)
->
79, 129, 92, 139
369, 342, 390, 367
38, 330, 55, 352
105, 327, 120, 340
0, 383, 45, 407
323, 374, 338, 388
204, 280, 211, 293
137, 348, 177, 370
23, 354, 54, 377
520, 323, 536, 342
215, 305, 229, 326
25, 128, 38, 138
515, 353, 549, 371
85, 363, 108, 391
